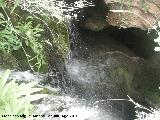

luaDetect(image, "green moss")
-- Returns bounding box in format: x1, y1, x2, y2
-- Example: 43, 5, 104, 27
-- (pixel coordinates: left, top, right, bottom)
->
42, 16, 69, 58
0, 52, 19, 69
40, 88, 58, 95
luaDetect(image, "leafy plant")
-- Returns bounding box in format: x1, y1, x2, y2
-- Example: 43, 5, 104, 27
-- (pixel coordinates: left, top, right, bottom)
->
0, 1, 46, 71
0, 12, 21, 53
0, 69, 47, 120
15, 16, 45, 71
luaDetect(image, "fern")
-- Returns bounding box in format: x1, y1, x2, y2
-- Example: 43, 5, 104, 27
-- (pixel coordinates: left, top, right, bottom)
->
0, 69, 47, 120
0, 1, 46, 71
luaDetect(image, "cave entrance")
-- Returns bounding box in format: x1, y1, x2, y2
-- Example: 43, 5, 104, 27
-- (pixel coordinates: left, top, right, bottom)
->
70, 22, 158, 59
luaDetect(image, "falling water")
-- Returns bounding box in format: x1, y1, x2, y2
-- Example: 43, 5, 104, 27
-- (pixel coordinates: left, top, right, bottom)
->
1, 0, 159, 119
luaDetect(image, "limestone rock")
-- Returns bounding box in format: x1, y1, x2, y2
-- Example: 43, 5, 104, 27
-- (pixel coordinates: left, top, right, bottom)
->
81, 0, 160, 31
105, 0, 160, 30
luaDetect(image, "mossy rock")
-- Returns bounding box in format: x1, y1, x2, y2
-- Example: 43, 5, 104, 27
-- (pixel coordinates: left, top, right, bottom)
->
0, 6, 69, 73
40, 87, 59, 95
0, 52, 19, 70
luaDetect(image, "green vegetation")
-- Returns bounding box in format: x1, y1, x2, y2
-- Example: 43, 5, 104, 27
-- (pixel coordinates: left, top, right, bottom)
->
0, 1, 46, 71
0, 69, 47, 120
0, 0, 69, 72
0, 1, 70, 119
0, 0, 159, 119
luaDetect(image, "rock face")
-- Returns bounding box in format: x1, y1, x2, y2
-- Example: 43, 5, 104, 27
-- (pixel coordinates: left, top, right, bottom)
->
67, 27, 144, 101
106, 0, 160, 30
81, 0, 160, 31
66, 27, 145, 119
67, 51, 144, 99
66, 54, 138, 119
66, 24, 160, 119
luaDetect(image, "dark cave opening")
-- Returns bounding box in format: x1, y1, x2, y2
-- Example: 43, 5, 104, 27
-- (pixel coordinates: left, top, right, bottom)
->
103, 27, 158, 59
70, 21, 158, 59
68, 0, 158, 60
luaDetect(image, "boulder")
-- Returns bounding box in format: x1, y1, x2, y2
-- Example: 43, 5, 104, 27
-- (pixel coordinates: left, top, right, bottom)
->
66, 26, 160, 109
80, 0, 160, 31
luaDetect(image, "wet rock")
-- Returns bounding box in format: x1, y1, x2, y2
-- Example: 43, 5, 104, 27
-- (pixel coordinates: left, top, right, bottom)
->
66, 27, 145, 119
78, 6, 109, 31
78, 0, 108, 31
79, 0, 160, 31
140, 52, 160, 107
66, 51, 144, 100
66, 51, 141, 119
0, 52, 19, 70
66, 25, 160, 118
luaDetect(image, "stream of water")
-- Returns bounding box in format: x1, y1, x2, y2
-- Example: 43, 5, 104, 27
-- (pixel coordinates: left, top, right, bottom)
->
1, 68, 158, 120
1, 19, 159, 120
